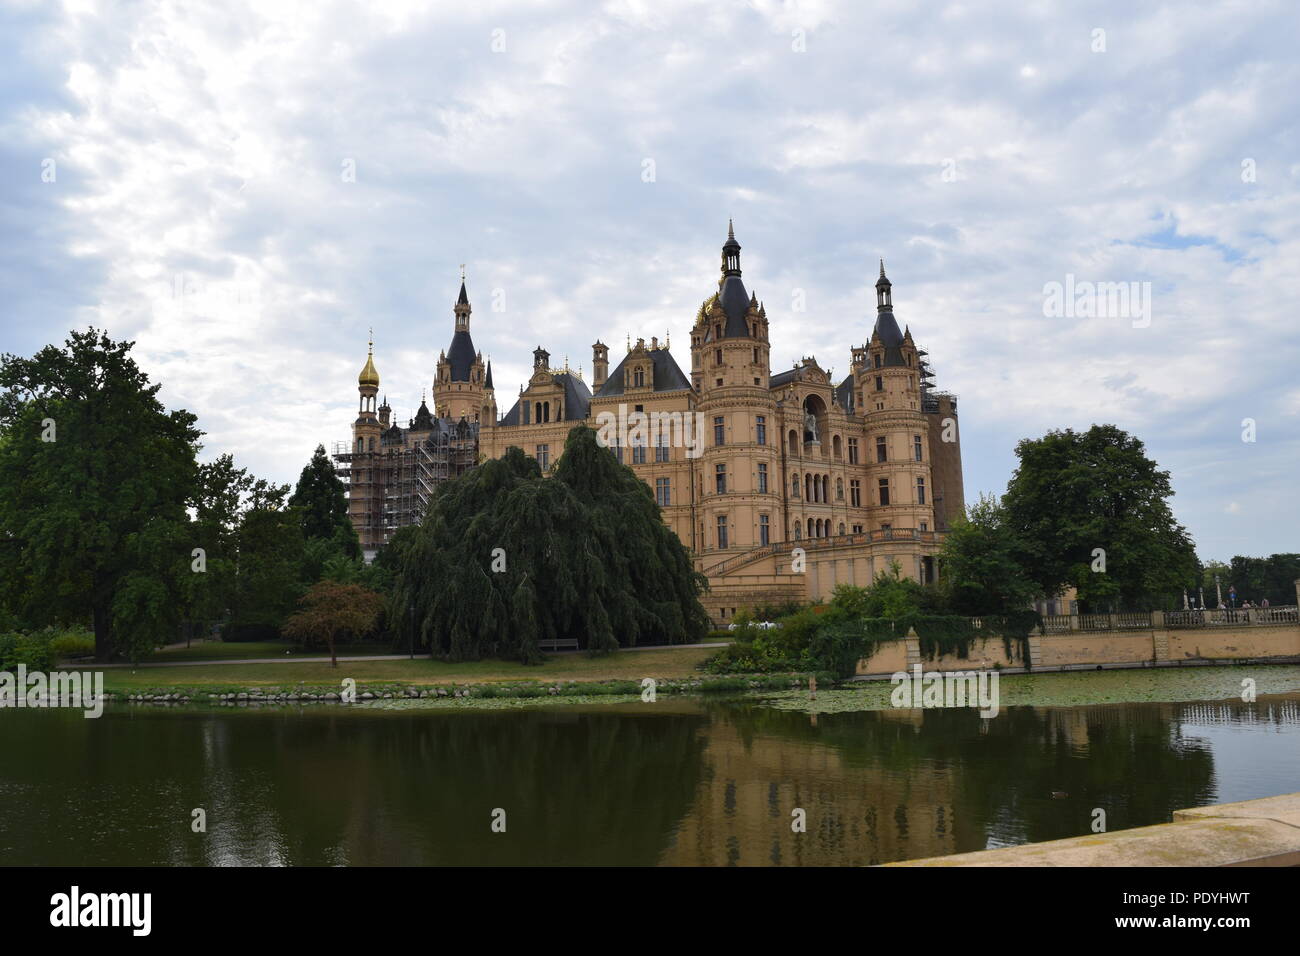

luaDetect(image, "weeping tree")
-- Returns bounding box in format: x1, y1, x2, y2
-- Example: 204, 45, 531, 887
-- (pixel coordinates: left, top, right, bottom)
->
391, 425, 709, 663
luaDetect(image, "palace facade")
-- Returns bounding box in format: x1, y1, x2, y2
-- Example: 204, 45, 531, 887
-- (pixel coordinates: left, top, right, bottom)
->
334, 225, 965, 624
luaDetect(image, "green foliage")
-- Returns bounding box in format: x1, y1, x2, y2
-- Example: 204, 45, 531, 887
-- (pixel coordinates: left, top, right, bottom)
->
938, 493, 1041, 615
46, 628, 95, 660
0, 631, 56, 672
1001, 424, 1198, 611
742, 599, 805, 622
229, 485, 304, 635
0, 329, 201, 661
282, 580, 385, 665
1223, 553, 1300, 606
289, 444, 359, 558
392, 426, 710, 663
829, 562, 942, 620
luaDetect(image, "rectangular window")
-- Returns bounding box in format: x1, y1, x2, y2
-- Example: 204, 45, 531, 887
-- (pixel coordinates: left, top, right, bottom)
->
852, 524, 864, 534
759, 514, 770, 546
615, 441, 623, 464
756, 415, 766, 446
715, 463, 727, 495
655, 477, 671, 507
916, 476, 926, 505
850, 479, 861, 508
536, 444, 549, 470
914, 434, 923, 461
715, 348, 723, 366
848, 438, 859, 464
632, 441, 646, 465
714, 416, 725, 446
757, 462, 768, 494
874, 353, 882, 368
876, 436, 887, 463
920, 520, 928, 532
655, 436, 669, 462
717, 515, 728, 550
878, 478, 890, 506
875, 375, 884, 391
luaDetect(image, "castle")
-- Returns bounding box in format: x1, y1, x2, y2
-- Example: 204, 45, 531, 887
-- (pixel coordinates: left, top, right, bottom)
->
334, 224, 965, 624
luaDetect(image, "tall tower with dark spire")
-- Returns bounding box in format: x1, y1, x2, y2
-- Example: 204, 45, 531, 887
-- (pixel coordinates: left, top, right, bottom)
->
856, 260, 935, 536
434, 271, 490, 422
690, 220, 770, 393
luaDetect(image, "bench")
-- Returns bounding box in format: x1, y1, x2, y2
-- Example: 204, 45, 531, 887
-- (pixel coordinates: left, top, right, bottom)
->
538, 638, 580, 652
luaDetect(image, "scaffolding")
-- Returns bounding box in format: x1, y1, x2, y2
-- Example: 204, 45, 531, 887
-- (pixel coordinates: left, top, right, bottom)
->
332, 419, 479, 551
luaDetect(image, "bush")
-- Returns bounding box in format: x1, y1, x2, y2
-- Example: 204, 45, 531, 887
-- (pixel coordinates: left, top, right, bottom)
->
0, 631, 57, 673
47, 628, 96, 661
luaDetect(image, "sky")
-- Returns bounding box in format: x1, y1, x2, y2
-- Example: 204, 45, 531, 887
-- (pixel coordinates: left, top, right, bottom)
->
1, 0, 1297, 563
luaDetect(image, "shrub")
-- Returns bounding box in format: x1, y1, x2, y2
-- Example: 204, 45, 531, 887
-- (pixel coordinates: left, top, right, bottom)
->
47, 628, 96, 661
0, 631, 56, 673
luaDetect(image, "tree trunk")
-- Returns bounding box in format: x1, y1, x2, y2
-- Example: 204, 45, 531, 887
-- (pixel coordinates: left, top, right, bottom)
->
93, 602, 113, 663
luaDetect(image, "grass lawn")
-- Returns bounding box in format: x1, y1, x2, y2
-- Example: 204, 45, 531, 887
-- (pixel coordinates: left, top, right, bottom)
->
142, 641, 381, 662
100, 645, 721, 692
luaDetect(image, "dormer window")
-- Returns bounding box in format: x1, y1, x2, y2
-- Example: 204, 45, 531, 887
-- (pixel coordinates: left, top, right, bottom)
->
633, 367, 645, 388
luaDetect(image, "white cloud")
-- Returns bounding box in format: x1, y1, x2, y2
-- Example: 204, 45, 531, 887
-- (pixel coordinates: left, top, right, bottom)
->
1, 0, 1298, 561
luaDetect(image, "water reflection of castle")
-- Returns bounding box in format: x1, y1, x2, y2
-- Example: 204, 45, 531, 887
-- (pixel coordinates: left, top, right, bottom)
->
656, 698, 1300, 866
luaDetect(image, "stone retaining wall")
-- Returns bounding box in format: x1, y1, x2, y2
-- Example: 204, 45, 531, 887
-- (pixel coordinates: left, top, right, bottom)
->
855, 622, 1300, 678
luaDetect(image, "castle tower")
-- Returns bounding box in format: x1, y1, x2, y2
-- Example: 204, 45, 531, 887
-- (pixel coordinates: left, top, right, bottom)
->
354, 333, 382, 454
689, 221, 770, 395
592, 340, 609, 390
434, 272, 488, 422
858, 261, 936, 539
688, 222, 781, 555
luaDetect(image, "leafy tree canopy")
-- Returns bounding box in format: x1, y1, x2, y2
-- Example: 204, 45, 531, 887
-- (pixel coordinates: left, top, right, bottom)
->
290, 443, 359, 557
0, 329, 201, 661
938, 493, 1041, 615
392, 425, 710, 663
282, 580, 384, 666
1001, 424, 1198, 611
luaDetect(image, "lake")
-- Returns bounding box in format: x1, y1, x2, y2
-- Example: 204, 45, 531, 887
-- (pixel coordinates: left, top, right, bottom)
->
2, 689, 1298, 865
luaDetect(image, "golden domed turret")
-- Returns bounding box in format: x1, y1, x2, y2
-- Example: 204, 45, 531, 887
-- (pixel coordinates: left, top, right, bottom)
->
358, 333, 380, 388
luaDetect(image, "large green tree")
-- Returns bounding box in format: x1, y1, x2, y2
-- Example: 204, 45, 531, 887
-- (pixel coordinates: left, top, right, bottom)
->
938, 493, 1041, 615
290, 443, 359, 557
227, 481, 305, 638
1222, 553, 1300, 606
0, 329, 201, 661
392, 425, 709, 663
1001, 424, 1198, 611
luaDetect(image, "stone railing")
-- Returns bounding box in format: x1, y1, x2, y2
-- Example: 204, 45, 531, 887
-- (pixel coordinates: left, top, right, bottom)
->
1164, 606, 1299, 628
703, 528, 943, 577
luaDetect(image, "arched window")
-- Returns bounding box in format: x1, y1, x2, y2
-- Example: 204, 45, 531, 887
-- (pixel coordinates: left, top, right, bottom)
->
356, 437, 363, 452
838, 522, 846, 536
792, 474, 800, 498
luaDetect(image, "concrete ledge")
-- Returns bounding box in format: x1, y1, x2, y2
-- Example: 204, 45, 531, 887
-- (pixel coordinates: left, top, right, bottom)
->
887, 793, 1300, 867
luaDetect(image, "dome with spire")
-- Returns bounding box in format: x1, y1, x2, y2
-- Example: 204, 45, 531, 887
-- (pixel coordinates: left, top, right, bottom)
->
358, 338, 380, 388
